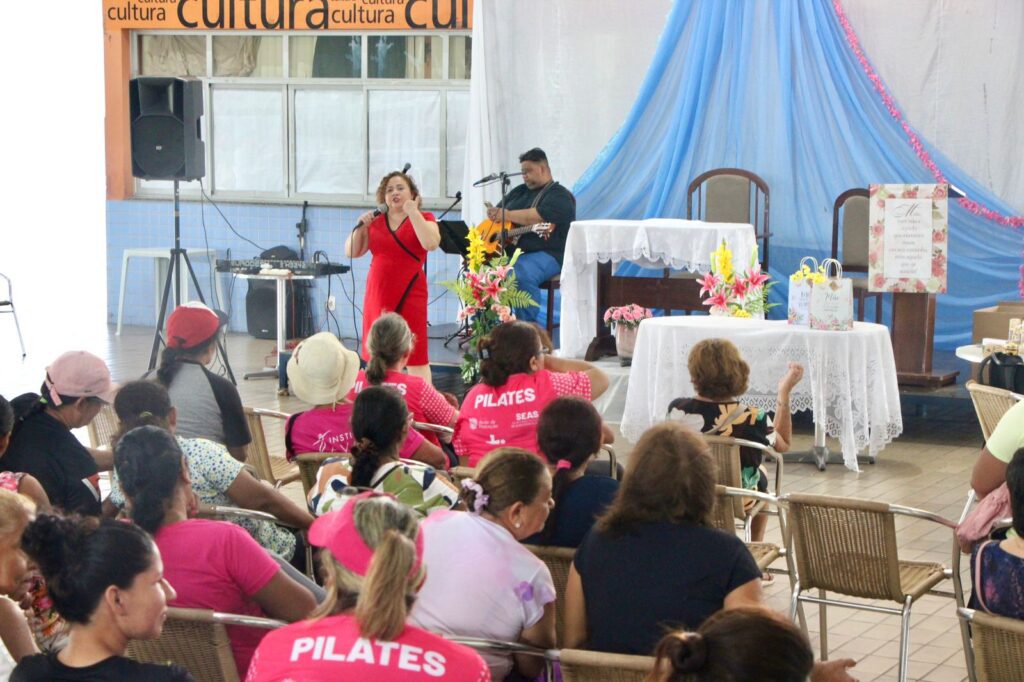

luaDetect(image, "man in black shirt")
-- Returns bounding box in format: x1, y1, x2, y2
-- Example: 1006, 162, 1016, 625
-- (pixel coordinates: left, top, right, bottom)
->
486, 147, 575, 323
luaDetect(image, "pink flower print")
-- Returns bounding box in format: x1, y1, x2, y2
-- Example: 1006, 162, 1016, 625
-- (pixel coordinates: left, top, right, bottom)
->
902, 188, 918, 198
915, 280, 927, 292
931, 258, 946, 278
872, 274, 886, 290
932, 185, 947, 199
932, 229, 946, 243
870, 222, 884, 238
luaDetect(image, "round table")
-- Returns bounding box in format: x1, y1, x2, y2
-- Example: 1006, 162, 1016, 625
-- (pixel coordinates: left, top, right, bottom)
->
621, 316, 902, 471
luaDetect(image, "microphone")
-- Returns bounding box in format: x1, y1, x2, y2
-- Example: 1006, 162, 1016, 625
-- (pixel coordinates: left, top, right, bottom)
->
473, 173, 500, 187
352, 204, 386, 232
435, 192, 463, 221
401, 162, 411, 174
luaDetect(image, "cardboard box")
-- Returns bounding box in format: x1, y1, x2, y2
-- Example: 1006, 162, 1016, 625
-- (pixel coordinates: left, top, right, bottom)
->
972, 301, 1024, 343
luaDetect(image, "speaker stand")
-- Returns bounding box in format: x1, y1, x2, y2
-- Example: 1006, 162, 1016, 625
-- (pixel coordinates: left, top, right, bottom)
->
147, 181, 236, 384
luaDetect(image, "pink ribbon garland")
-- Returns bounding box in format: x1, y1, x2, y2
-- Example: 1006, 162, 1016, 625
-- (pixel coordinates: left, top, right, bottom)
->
831, 0, 1024, 230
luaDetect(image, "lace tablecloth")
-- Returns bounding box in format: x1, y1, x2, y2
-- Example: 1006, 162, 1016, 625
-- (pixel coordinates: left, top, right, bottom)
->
620, 317, 902, 471
559, 219, 757, 358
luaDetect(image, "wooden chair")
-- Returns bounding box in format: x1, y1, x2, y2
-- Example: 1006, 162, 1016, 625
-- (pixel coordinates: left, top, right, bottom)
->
710, 485, 784, 573
524, 544, 575, 646
540, 275, 560, 339
687, 168, 771, 269
966, 380, 1022, 441
126, 607, 283, 682
0, 272, 25, 358
87, 402, 121, 450
559, 648, 656, 682
958, 607, 1024, 682
243, 407, 300, 487
702, 435, 783, 541
783, 493, 955, 682
831, 188, 883, 323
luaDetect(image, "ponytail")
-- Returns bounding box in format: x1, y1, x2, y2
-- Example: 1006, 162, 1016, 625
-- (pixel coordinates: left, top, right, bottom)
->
355, 529, 419, 640
157, 338, 216, 387
349, 387, 408, 487
349, 438, 385, 488
365, 313, 414, 385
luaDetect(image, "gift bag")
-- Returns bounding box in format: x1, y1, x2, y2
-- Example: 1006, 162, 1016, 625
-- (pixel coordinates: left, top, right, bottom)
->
809, 258, 853, 331
787, 257, 819, 326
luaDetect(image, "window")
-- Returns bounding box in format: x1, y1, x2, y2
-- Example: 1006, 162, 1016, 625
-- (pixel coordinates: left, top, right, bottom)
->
132, 31, 470, 204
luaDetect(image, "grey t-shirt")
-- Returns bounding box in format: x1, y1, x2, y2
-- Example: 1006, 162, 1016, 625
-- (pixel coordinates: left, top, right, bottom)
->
156, 362, 250, 448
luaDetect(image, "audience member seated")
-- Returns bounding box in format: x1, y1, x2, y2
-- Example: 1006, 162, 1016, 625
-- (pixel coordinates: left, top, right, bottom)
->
648, 606, 857, 682
972, 447, 1024, 619
246, 492, 490, 681
285, 333, 445, 469
153, 302, 250, 462
523, 397, 618, 547
12, 514, 191, 681
106, 381, 313, 567
564, 422, 762, 655
454, 321, 610, 467
4, 351, 118, 515
114, 426, 316, 676
971, 398, 1024, 502
0, 396, 51, 512
411, 448, 556, 680
666, 338, 802, 542
349, 313, 458, 448
307, 387, 459, 517
0, 490, 39, 665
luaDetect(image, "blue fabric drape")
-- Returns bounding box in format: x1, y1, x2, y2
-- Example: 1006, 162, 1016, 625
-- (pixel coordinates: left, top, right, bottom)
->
573, 0, 1022, 349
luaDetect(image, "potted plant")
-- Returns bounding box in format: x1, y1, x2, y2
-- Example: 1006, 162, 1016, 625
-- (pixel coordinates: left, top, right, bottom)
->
603, 303, 653, 366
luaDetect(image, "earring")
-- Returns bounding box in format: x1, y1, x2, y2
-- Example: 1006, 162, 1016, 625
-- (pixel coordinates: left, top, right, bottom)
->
514, 521, 522, 529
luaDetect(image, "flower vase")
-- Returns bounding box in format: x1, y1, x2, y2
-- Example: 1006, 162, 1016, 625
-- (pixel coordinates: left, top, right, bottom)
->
615, 325, 638, 367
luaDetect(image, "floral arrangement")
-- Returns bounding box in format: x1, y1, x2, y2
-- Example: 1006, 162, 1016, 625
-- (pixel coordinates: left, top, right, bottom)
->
603, 303, 653, 331
789, 263, 827, 285
443, 227, 537, 383
699, 239, 774, 317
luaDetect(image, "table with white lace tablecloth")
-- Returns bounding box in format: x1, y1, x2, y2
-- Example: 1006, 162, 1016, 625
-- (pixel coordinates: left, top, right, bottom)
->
620, 316, 902, 471
558, 219, 757, 359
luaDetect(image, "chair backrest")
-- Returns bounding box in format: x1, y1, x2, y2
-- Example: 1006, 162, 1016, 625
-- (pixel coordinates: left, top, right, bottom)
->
524, 544, 575, 647
449, 465, 476, 484
831, 188, 870, 271
959, 607, 1024, 682
687, 168, 771, 269
966, 380, 1022, 441
710, 484, 741, 534
243, 407, 289, 484
294, 451, 344, 498
701, 435, 747, 520
784, 493, 904, 602
559, 648, 657, 682
87, 402, 121, 450
126, 607, 283, 682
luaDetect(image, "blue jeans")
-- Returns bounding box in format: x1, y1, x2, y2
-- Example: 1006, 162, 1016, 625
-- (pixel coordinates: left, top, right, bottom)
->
513, 250, 561, 324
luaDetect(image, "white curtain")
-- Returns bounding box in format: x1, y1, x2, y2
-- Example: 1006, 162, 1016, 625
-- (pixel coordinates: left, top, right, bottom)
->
463, 0, 1024, 223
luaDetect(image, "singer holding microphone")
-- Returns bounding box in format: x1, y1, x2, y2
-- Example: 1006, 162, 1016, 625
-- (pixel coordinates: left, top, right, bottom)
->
345, 169, 440, 382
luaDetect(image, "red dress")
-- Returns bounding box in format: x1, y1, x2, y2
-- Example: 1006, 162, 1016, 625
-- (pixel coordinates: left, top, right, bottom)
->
362, 211, 433, 366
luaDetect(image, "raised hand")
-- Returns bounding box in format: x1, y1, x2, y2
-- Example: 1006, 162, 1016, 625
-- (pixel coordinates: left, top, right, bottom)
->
779, 362, 804, 394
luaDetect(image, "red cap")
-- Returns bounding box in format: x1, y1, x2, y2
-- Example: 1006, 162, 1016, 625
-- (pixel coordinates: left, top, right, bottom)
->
166, 302, 226, 350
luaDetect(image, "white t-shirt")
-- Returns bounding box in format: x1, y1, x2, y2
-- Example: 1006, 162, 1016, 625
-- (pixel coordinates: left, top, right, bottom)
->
410, 511, 555, 680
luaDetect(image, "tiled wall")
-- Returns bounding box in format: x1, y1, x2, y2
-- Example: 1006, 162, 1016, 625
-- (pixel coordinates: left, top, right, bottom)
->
105, 199, 465, 341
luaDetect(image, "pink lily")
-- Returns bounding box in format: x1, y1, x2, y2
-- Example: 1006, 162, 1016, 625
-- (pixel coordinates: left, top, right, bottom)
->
745, 267, 770, 289
484, 279, 505, 300
702, 292, 729, 309
698, 272, 721, 297
732, 277, 749, 298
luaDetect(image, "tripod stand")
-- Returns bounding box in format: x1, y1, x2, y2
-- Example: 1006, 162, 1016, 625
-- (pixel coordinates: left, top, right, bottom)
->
147, 180, 236, 383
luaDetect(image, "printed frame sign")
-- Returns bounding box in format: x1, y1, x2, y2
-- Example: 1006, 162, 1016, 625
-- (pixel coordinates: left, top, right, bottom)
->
867, 183, 948, 294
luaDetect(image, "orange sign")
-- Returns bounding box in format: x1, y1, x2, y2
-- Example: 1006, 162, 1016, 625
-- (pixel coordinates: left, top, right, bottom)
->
103, 0, 472, 31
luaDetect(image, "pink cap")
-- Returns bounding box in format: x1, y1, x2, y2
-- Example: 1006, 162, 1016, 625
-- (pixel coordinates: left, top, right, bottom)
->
308, 491, 424, 577
45, 351, 119, 405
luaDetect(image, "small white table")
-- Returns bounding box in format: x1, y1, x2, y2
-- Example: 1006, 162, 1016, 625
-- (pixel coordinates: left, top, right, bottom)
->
234, 272, 314, 379
116, 247, 223, 334
558, 218, 757, 358
620, 316, 902, 471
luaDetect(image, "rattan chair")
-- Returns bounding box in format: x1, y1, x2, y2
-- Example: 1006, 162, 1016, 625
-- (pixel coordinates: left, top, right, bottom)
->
0, 272, 25, 358
559, 648, 657, 682
524, 544, 575, 646
126, 607, 284, 682
710, 486, 785, 573
783, 493, 955, 682
293, 451, 347, 498
197, 503, 314, 579
702, 435, 783, 541
966, 380, 1022, 441
444, 636, 555, 678
86, 402, 121, 450
449, 465, 477, 484
958, 607, 1024, 682
244, 407, 300, 487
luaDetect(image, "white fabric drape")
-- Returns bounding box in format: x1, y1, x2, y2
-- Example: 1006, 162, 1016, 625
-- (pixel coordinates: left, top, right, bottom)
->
463, 0, 1023, 221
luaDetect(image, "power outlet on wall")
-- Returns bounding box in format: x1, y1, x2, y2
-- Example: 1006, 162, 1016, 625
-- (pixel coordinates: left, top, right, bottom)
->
327, 295, 336, 311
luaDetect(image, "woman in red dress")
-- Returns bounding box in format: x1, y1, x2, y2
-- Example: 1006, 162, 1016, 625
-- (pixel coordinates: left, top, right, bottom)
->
345, 171, 440, 382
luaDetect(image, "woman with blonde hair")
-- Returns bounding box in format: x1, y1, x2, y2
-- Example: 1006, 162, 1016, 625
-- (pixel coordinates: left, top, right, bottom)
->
564, 422, 762, 656
246, 492, 489, 681
667, 338, 802, 542
345, 171, 440, 381
350, 313, 458, 450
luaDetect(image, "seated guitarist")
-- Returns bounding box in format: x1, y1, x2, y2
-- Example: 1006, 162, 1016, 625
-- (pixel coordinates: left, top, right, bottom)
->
486, 147, 575, 323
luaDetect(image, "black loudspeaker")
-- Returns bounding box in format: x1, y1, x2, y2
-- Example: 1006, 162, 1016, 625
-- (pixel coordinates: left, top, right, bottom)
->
129, 77, 205, 181
246, 246, 314, 340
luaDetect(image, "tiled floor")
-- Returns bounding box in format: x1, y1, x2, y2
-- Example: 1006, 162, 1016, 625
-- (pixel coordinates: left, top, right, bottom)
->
1, 324, 984, 681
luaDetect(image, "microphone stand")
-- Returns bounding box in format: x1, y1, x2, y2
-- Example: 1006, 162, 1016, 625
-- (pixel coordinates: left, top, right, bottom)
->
498, 172, 512, 258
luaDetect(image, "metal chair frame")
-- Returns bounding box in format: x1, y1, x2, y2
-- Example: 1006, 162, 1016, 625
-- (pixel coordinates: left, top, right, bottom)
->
197, 503, 315, 580
702, 434, 784, 541
965, 380, 1022, 441
244, 406, 300, 488
0, 272, 25, 358
958, 606, 1024, 682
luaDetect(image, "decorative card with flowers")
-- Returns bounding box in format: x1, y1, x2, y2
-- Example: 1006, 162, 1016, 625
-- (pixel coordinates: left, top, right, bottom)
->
867, 183, 948, 294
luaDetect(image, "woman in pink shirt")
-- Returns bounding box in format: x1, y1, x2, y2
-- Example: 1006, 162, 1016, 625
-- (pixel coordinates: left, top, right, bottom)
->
246, 492, 490, 681
349, 313, 458, 450
285, 333, 445, 469
114, 426, 317, 677
454, 321, 611, 466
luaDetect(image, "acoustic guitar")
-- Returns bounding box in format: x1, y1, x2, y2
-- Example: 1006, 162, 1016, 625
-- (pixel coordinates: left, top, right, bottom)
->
474, 219, 552, 256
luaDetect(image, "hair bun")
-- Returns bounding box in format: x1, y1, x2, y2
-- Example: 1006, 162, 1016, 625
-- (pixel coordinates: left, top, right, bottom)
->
21, 514, 90, 580
670, 633, 708, 673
